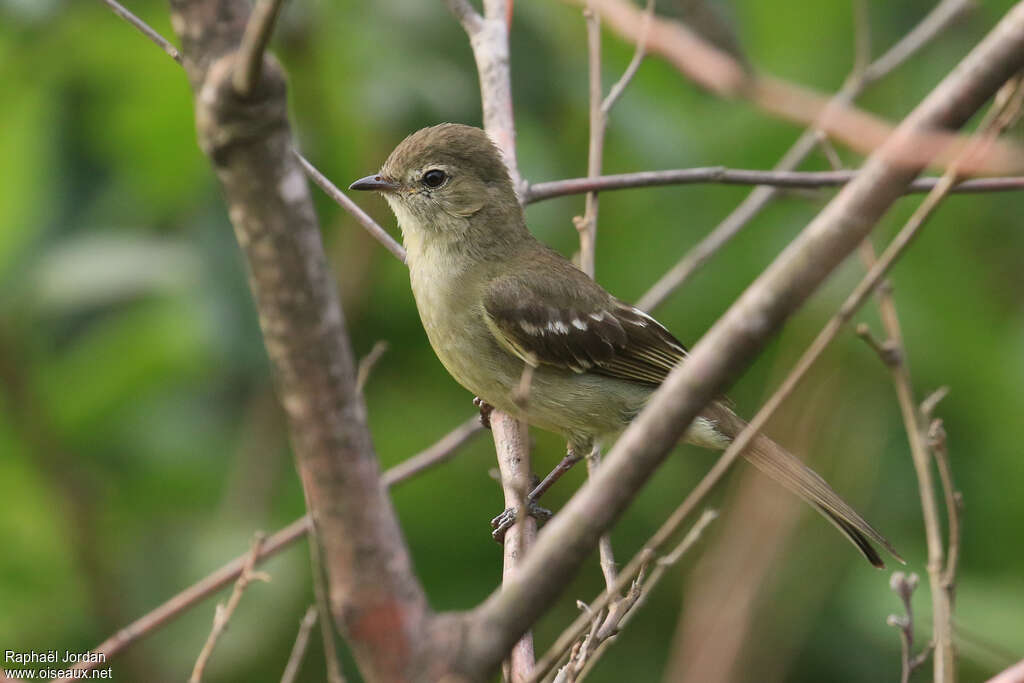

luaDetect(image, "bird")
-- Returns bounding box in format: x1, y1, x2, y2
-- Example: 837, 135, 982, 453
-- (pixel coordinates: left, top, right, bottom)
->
350, 122, 900, 568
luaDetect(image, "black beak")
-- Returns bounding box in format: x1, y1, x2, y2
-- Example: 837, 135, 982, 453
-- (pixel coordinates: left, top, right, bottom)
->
349, 174, 400, 192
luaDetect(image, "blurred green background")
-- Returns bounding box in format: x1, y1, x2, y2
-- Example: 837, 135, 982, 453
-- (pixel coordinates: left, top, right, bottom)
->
1, 0, 1022, 681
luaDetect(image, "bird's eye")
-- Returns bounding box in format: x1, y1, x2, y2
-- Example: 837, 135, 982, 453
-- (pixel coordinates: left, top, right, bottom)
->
421, 169, 447, 188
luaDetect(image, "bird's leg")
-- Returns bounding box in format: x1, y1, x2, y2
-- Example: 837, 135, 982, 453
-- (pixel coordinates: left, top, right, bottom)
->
473, 396, 494, 429
490, 445, 584, 541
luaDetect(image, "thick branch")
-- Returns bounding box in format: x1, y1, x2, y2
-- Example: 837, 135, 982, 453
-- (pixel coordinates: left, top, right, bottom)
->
454, 6, 1024, 676
167, 0, 435, 678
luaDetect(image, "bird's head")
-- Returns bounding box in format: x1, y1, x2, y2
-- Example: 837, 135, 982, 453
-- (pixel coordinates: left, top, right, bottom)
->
350, 124, 523, 249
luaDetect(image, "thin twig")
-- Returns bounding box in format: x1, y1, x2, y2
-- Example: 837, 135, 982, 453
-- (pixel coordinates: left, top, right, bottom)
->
573, 508, 718, 683
98, 0, 182, 63
280, 605, 318, 683
97, 0, 408, 268
530, 509, 717, 683
574, 0, 1022, 175
442, 1, 536, 679
307, 532, 346, 683
861, 0, 973, 86
634, 0, 975, 311
524, 168, 1024, 203
54, 414, 483, 680
600, 0, 655, 115
858, 77, 1023, 683
494, 412, 537, 683
294, 151, 407, 263
190, 534, 271, 683
443, 0, 484, 33
355, 340, 389, 393
928, 418, 962, 590
381, 416, 486, 486
585, 449, 618, 596
852, 0, 872, 80
887, 571, 926, 683
233, 0, 288, 95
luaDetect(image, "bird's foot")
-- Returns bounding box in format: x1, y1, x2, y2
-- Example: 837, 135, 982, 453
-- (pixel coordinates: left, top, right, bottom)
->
490, 500, 553, 542
473, 396, 494, 430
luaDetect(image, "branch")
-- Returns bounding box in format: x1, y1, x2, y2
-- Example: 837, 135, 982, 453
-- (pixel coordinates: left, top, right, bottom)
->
635, 0, 974, 311
532, 508, 717, 682
295, 151, 407, 263
454, 7, 1024, 676
190, 534, 271, 683
442, 2, 538, 679
53, 411, 483, 680
280, 605, 319, 683
167, 0, 438, 676
857, 77, 1022, 683
526, 168, 1024, 203
573, 0, 1023, 176
446, 0, 522, 190
493, 413, 538, 682
887, 571, 927, 683
551, 509, 718, 683
233, 0, 288, 96
99, 0, 182, 63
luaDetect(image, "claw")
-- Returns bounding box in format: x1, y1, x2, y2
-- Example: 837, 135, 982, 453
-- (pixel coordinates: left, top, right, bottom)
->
491, 501, 553, 542
473, 396, 494, 430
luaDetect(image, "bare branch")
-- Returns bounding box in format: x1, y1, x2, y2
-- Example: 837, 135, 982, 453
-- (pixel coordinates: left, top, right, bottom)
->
294, 151, 407, 263
929, 418, 962, 590
494, 412, 538, 682
576, 0, 1023, 175
191, 534, 271, 683
858, 76, 1022, 683
98, 0, 182, 63
443, 0, 484, 33
633, 0, 975, 311
382, 417, 486, 486
985, 658, 1024, 683
355, 340, 389, 393
95, 0, 411, 268
576, 3, 603, 278
306, 527, 347, 683
233, 0, 288, 95
525, 167, 1024, 203
456, 9, 1024, 675
887, 571, 926, 683
55, 410, 484, 681
861, 0, 974, 87
600, 0, 654, 115
532, 509, 717, 683
52, 516, 308, 681
280, 606, 319, 683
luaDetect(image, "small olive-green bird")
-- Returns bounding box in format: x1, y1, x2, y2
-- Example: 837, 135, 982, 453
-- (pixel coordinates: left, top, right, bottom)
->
351, 123, 900, 568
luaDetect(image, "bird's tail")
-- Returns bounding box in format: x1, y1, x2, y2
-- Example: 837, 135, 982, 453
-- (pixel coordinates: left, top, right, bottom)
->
702, 402, 903, 568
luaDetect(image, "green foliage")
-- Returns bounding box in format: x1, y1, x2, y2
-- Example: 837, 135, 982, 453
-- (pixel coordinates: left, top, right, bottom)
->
1, 0, 1022, 681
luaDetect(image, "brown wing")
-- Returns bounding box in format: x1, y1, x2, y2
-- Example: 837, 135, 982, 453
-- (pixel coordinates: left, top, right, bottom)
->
482, 273, 687, 386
